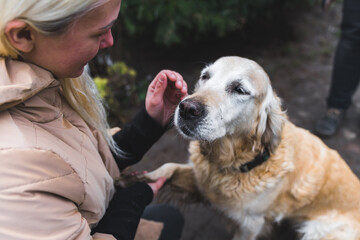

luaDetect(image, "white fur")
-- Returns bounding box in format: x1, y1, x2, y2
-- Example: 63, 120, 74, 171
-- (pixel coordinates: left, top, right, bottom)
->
299, 211, 360, 240
145, 162, 192, 180
175, 57, 261, 141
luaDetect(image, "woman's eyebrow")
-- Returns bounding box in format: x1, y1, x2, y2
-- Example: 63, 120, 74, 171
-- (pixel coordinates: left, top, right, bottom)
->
99, 19, 117, 30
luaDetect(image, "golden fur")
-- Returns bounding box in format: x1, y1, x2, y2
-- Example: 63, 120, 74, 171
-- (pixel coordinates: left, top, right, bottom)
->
121, 56, 360, 240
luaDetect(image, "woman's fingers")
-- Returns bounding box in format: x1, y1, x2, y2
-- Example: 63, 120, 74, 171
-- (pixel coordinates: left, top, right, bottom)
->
147, 176, 167, 196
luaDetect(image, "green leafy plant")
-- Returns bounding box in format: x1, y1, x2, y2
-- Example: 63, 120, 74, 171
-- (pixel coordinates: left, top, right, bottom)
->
94, 61, 146, 125
94, 77, 109, 99
119, 0, 316, 46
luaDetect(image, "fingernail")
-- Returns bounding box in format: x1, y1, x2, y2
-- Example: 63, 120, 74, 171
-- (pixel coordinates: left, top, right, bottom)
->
159, 75, 165, 82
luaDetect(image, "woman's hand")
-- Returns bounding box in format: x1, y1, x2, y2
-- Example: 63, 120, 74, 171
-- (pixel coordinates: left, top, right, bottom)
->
146, 70, 188, 126
147, 177, 167, 196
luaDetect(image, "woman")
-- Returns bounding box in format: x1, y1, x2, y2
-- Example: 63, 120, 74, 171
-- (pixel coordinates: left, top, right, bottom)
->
0, 0, 187, 239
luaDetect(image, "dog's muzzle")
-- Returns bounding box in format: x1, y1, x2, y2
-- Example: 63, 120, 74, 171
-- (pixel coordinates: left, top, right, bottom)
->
176, 98, 207, 137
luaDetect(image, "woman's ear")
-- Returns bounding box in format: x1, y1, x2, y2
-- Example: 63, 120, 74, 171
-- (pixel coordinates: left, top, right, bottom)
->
4, 20, 34, 53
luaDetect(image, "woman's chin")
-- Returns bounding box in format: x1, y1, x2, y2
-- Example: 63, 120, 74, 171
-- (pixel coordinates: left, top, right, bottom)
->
71, 66, 85, 78
56, 67, 85, 79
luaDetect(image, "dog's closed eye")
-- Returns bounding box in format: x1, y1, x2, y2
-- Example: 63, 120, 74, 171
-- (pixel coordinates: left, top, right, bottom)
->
227, 81, 250, 95
200, 71, 210, 81
234, 86, 249, 95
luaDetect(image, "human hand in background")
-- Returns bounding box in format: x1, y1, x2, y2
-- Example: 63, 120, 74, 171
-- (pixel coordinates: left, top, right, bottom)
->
146, 70, 188, 126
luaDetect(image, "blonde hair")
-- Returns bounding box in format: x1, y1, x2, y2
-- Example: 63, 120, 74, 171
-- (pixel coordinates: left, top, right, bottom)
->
0, 0, 122, 155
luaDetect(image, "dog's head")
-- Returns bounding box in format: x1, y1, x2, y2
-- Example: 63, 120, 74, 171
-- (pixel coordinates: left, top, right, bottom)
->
174, 56, 285, 152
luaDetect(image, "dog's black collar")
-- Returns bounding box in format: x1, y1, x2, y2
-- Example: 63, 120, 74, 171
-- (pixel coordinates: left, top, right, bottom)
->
239, 148, 270, 173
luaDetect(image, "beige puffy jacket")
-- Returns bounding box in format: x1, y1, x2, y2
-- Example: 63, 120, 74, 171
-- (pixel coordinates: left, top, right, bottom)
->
0, 59, 162, 240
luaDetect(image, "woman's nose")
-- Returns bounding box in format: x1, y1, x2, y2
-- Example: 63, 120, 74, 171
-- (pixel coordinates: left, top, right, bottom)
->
99, 30, 114, 49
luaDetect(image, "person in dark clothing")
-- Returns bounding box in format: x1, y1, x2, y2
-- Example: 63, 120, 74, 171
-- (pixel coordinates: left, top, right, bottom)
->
316, 0, 360, 137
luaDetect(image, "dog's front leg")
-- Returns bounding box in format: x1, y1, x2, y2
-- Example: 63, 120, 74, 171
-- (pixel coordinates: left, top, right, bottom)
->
145, 162, 204, 204
145, 162, 190, 180
232, 216, 265, 240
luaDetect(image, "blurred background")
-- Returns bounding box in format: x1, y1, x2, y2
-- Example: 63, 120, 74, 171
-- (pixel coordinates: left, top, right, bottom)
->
90, 0, 360, 239
90, 0, 318, 126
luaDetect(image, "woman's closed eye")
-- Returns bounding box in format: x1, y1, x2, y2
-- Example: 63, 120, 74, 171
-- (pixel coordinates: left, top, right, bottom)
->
94, 29, 110, 38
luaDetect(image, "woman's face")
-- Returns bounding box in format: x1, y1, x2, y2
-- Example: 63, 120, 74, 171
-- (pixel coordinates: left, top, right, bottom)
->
23, 0, 121, 79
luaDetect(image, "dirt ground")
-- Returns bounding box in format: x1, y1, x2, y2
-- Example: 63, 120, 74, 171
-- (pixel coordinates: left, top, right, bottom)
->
122, 2, 360, 239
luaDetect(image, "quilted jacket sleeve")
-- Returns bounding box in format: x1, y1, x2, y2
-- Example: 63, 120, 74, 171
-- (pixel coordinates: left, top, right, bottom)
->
0, 148, 114, 240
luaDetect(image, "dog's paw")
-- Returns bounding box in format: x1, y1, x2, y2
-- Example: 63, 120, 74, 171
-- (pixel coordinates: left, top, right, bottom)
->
115, 168, 151, 188
144, 162, 184, 181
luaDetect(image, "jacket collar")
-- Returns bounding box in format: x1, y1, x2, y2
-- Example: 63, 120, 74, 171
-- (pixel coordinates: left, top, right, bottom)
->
0, 58, 58, 111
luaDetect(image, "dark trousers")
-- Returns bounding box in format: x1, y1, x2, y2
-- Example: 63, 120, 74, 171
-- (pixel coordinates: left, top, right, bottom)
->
327, 0, 360, 110
142, 204, 184, 240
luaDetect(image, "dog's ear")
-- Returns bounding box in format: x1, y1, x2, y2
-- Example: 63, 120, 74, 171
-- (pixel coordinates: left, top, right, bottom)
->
256, 86, 285, 153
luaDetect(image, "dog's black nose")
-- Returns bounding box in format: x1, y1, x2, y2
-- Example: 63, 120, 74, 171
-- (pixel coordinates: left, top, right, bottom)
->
179, 99, 205, 120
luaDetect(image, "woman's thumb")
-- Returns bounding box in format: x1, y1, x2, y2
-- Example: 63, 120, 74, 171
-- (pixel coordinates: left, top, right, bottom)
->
148, 176, 167, 196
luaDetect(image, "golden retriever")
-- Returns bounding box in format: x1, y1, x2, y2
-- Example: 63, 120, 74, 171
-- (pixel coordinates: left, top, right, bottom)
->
121, 56, 360, 240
